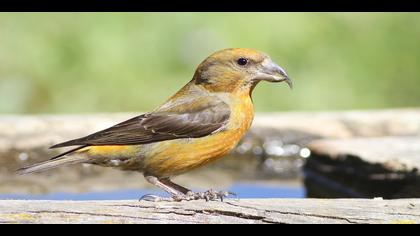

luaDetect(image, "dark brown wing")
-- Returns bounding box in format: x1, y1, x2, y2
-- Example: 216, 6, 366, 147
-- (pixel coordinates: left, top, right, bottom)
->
50, 98, 230, 148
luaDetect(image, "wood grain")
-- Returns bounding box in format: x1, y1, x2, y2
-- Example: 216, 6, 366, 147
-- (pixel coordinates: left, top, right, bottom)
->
0, 199, 419, 224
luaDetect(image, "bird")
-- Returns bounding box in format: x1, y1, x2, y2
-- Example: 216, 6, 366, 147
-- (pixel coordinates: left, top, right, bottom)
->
17, 48, 292, 202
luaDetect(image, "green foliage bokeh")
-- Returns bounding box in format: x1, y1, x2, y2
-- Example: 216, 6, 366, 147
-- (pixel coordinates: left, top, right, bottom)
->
0, 13, 419, 114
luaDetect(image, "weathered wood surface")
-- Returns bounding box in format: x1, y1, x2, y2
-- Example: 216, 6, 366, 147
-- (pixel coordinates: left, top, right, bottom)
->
0, 199, 419, 224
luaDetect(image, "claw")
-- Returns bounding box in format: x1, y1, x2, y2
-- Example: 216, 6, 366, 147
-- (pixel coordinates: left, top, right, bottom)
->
227, 191, 237, 197
139, 194, 157, 202
217, 191, 234, 202
226, 191, 239, 201
139, 194, 174, 202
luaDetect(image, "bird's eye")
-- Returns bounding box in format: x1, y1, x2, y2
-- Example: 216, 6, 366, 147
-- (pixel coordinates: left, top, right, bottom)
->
237, 58, 248, 66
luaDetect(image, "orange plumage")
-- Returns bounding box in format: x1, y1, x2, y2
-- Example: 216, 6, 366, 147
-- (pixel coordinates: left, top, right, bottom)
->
18, 48, 292, 202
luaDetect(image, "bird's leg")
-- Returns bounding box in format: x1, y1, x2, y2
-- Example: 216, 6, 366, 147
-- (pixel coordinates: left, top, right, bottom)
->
159, 178, 191, 195
140, 175, 189, 202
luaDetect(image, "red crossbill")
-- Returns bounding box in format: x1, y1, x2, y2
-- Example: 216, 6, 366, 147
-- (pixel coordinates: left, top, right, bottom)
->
18, 48, 292, 201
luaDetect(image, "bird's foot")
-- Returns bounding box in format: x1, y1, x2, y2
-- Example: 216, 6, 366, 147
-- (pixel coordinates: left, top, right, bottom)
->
139, 190, 237, 202
187, 190, 237, 202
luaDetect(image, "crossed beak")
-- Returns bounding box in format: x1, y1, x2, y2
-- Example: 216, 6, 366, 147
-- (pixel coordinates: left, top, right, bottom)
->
254, 59, 293, 89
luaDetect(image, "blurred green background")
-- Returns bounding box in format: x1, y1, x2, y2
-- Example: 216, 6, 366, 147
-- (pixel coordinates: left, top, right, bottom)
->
0, 13, 419, 114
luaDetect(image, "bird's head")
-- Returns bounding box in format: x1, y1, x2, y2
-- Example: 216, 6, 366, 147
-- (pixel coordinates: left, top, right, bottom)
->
193, 48, 292, 94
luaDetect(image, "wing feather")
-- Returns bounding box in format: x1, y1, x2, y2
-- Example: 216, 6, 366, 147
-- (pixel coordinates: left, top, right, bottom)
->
50, 96, 230, 148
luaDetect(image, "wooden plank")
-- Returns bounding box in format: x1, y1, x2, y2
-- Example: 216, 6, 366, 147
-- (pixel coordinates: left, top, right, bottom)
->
0, 199, 419, 224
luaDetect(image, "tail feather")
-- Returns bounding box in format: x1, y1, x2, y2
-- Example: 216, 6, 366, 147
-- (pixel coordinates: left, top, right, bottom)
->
16, 155, 87, 175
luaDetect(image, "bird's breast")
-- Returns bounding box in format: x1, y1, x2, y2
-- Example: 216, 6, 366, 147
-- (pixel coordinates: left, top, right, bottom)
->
226, 93, 255, 132
141, 94, 255, 178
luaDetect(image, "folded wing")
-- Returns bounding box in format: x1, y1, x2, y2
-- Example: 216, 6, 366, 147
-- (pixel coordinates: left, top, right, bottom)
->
50, 97, 230, 148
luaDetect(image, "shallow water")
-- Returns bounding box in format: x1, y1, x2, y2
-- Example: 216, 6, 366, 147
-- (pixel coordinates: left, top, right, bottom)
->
0, 182, 305, 200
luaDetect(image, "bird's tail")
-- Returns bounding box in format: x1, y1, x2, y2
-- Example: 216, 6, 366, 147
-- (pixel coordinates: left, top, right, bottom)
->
16, 155, 87, 175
